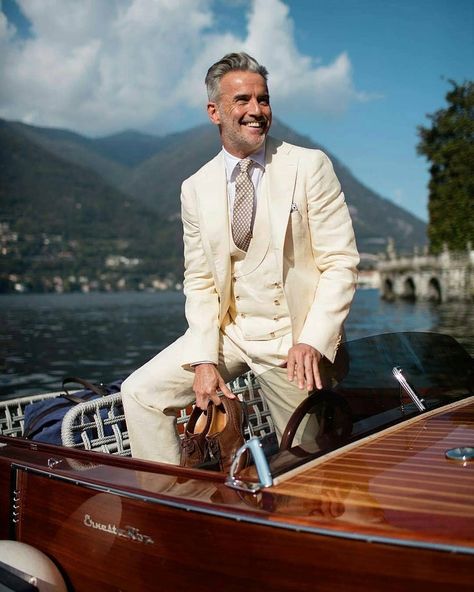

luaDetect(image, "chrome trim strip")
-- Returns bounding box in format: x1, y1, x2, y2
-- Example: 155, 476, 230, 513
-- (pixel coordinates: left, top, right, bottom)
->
11, 463, 474, 556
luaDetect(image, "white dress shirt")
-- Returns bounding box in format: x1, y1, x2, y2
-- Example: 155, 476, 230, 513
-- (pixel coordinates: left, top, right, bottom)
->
222, 143, 266, 217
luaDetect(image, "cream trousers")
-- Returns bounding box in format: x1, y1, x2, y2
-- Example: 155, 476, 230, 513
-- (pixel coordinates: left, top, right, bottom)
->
121, 323, 311, 464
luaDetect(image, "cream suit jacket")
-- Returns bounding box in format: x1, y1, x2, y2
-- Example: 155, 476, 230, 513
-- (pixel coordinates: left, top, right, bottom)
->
180, 136, 359, 366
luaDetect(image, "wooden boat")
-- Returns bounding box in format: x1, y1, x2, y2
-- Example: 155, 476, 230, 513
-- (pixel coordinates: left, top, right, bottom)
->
0, 332, 473, 591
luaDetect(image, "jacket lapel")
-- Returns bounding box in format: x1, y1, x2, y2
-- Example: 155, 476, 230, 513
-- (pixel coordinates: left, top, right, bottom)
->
265, 137, 298, 253
196, 153, 231, 295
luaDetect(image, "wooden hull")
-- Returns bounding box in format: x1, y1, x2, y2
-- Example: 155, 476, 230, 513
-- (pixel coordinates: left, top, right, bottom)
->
1, 398, 473, 591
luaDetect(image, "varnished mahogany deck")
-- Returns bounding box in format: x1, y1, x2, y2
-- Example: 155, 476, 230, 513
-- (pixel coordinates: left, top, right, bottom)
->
267, 398, 474, 552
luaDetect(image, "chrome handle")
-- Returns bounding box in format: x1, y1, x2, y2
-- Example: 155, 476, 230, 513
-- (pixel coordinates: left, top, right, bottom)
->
392, 366, 426, 412
225, 437, 273, 492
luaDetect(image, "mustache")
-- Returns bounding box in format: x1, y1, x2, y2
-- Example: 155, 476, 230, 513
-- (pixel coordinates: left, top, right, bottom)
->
240, 117, 269, 125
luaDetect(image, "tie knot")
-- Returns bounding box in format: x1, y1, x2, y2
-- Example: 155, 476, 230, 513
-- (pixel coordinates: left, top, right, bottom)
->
238, 158, 252, 174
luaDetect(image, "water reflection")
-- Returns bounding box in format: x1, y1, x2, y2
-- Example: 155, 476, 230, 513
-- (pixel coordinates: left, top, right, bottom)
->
346, 289, 473, 353
0, 291, 186, 398
431, 300, 474, 352
0, 289, 472, 399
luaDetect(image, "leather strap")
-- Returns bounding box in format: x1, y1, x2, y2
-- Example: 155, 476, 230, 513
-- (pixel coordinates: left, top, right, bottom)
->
62, 376, 108, 403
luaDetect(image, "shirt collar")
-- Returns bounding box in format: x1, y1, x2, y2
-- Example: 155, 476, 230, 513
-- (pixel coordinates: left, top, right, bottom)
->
222, 142, 266, 180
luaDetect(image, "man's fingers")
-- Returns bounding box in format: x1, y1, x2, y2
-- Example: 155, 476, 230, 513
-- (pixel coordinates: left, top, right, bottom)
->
287, 353, 296, 382
196, 389, 220, 409
296, 354, 306, 389
219, 382, 236, 399
286, 344, 323, 390
304, 355, 314, 391
193, 366, 236, 409
208, 392, 222, 406
314, 358, 322, 390
195, 393, 210, 410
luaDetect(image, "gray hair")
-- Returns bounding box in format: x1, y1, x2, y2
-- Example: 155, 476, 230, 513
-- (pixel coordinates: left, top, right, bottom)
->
205, 52, 269, 102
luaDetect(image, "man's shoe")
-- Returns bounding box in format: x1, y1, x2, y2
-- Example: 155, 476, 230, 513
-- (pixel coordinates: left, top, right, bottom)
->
180, 405, 213, 467
205, 397, 247, 473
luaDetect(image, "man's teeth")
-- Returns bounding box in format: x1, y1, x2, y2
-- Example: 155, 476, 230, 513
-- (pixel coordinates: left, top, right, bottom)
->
243, 122, 263, 127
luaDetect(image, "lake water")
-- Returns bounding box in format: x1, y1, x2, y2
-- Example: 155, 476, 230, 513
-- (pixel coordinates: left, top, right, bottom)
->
0, 289, 472, 399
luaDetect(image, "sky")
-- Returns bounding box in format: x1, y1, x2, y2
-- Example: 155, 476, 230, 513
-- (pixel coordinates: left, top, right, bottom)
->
0, 0, 473, 221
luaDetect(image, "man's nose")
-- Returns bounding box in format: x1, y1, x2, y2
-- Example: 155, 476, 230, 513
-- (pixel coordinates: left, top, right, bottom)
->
248, 97, 262, 115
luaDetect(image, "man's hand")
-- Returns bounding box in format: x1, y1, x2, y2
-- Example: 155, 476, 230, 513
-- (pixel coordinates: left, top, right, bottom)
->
286, 343, 322, 391
193, 363, 235, 410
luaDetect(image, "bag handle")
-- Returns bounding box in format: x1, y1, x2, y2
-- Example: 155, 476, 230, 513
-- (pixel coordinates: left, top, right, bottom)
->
62, 376, 108, 403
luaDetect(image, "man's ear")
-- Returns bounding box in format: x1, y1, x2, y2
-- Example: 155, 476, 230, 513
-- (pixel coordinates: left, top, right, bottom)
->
207, 102, 221, 125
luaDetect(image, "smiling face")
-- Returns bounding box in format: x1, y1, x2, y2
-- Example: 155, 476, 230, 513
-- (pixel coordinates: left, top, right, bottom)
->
207, 70, 272, 158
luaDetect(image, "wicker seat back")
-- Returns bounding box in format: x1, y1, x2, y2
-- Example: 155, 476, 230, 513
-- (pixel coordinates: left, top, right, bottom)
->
1, 372, 276, 457
61, 371, 275, 456
0, 392, 62, 438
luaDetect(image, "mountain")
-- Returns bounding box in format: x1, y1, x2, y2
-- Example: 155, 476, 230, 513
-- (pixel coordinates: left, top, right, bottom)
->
124, 124, 222, 218
90, 130, 169, 167
8, 121, 130, 192
0, 120, 182, 292
0, 117, 427, 291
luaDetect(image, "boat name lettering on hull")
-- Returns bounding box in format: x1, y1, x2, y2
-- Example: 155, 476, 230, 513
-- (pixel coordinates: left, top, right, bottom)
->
83, 514, 154, 544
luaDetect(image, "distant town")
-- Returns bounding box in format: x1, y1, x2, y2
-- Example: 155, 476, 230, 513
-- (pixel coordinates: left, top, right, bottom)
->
0, 222, 182, 294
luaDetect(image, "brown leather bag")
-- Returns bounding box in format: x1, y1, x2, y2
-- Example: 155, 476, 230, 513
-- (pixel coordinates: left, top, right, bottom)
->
180, 396, 248, 473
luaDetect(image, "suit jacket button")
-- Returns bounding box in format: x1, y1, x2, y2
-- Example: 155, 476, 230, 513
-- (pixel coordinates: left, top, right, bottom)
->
270, 332, 276, 338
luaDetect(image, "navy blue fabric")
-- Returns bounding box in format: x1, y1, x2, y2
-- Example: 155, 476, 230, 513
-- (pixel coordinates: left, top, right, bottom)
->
23, 379, 123, 445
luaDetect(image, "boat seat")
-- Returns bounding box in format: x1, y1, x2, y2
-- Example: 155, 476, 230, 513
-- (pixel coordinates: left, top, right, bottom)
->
59, 371, 276, 456
0, 392, 61, 438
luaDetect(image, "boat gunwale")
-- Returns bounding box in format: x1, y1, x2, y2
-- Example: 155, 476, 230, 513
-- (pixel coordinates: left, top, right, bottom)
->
10, 460, 474, 557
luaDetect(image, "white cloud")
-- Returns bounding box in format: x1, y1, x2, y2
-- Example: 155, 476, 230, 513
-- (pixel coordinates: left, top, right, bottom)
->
0, 0, 375, 135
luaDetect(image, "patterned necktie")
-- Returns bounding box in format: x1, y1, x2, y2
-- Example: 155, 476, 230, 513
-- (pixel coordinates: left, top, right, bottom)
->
232, 158, 254, 251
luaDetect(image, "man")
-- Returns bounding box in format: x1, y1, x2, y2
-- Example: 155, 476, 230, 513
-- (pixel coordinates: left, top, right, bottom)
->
121, 52, 359, 463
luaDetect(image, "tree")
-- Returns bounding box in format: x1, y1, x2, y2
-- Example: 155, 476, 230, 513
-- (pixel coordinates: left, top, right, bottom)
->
417, 80, 474, 253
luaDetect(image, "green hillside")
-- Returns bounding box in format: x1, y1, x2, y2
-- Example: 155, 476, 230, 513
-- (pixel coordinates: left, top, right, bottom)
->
0, 121, 182, 292
9, 121, 130, 192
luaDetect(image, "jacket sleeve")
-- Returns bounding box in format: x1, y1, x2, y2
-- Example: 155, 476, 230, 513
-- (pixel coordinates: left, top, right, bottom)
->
296, 151, 359, 361
180, 178, 220, 368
